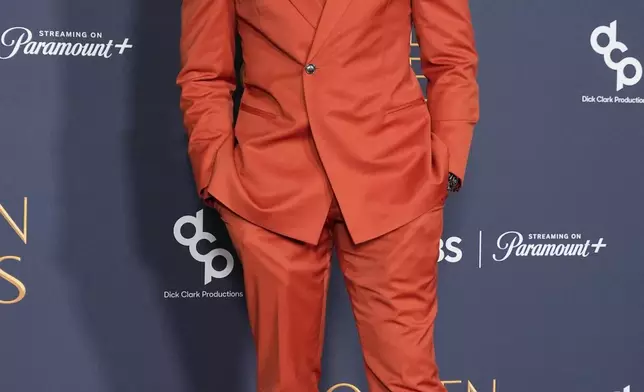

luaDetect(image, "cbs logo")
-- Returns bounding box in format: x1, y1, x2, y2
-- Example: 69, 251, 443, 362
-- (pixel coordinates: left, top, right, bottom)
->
590, 20, 642, 91
438, 236, 462, 263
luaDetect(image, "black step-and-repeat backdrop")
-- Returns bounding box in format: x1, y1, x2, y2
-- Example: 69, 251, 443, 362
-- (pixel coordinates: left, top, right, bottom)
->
1, 0, 643, 391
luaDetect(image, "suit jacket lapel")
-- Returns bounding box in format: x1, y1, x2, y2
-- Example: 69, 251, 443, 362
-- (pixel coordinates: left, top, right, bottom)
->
286, 0, 323, 29
306, 0, 354, 62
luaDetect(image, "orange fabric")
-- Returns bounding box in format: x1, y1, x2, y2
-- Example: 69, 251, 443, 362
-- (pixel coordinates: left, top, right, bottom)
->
177, 0, 479, 245
217, 200, 447, 392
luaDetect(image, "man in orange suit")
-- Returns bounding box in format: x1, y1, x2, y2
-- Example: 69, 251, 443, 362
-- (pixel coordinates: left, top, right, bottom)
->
177, 0, 479, 390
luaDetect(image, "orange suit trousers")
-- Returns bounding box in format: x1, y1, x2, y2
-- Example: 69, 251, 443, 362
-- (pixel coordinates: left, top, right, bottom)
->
217, 196, 447, 392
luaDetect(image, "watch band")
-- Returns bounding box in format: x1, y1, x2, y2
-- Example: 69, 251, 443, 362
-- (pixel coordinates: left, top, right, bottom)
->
447, 172, 462, 192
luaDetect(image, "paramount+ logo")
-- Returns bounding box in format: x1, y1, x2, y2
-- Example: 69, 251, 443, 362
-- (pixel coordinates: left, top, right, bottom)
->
0, 27, 133, 60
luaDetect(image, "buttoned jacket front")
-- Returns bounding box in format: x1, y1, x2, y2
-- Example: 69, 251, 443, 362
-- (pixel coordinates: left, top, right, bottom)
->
178, 0, 479, 244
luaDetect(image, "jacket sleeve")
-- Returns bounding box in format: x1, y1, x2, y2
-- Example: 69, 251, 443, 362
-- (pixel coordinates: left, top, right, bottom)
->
177, 0, 236, 201
411, 0, 479, 182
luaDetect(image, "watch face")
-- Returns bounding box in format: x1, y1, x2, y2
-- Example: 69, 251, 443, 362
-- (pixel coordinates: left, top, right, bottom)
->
448, 173, 461, 192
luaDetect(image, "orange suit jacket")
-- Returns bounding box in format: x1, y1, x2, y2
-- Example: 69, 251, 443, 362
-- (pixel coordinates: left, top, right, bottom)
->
177, 0, 479, 245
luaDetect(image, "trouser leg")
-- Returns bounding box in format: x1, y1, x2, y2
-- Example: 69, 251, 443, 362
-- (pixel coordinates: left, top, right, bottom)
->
218, 205, 333, 392
334, 207, 447, 392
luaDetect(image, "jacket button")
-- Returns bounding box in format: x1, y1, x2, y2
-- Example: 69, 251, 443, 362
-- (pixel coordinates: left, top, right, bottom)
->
305, 63, 316, 74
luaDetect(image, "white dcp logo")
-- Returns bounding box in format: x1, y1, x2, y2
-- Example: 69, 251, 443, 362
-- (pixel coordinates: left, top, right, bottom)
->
614, 386, 630, 392
173, 209, 234, 284
590, 20, 642, 91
